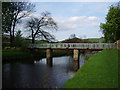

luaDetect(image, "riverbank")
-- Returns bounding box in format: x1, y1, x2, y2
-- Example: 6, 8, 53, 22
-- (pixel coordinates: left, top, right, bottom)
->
2, 49, 35, 63
64, 49, 119, 88
2, 49, 70, 63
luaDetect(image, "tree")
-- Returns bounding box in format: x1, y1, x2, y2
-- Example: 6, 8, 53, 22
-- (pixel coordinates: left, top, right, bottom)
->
100, 2, 120, 42
13, 30, 24, 47
69, 34, 76, 39
2, 2, 35, 46
2, 2, 14, 45
25, 11, 57, 43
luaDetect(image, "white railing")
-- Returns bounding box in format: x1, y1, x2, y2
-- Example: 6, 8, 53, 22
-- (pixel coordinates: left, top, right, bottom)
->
27, 43, 116, 49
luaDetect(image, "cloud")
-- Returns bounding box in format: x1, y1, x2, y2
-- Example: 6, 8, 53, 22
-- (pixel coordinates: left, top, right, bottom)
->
16, 12, 102, 40
28, 12, 41, 18
68, 16, 86, 22
15, 2, 114, 41
91, 22, 100, 26
87, 16, 99, 21
17, 11, 29, 19
55, 16, 100, 31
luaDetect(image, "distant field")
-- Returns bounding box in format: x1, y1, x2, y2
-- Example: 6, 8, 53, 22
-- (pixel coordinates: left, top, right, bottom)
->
87, 38, 105, 43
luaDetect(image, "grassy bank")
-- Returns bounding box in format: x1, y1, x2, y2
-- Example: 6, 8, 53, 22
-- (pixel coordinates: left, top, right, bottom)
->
2, 49, 35, 63
2, 49, 70, 63
27, 49, 70, 59
64, 49, 118, 88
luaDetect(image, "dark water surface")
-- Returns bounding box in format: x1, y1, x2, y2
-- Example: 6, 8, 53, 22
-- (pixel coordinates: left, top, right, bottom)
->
2, 55, 85, 88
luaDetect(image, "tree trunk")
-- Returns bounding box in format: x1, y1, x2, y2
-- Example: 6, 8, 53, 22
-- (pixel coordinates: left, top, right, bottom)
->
9, 22, 13, 47
10, 29, 13, 47
31, 29, 35, 44
12, 19, 16, 43
12, 13, 18, 44
32, 37, 35, 44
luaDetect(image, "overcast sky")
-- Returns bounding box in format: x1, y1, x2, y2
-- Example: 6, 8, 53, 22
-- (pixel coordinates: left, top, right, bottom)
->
17, 1, 118, 41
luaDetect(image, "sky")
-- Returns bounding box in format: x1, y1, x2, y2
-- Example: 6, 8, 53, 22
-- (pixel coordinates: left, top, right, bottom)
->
17, 1, 118, 41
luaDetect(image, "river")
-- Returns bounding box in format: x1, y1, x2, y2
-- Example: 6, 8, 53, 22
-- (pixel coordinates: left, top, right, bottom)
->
2, 54, 86, 88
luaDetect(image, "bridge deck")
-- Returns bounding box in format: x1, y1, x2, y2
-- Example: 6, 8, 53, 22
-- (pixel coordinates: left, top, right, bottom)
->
28, 43, 116, 50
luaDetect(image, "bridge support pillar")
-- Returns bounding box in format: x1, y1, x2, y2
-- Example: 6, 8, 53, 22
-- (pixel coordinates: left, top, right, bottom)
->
73, 49, 79, 71
116, 40, 120, 50
46, 49, 53, 67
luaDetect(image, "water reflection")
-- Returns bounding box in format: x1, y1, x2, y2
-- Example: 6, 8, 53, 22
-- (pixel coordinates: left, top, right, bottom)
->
3, 54, 85, 88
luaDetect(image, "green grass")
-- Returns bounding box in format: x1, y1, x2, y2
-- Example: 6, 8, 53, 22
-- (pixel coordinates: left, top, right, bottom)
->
2, 49, 34, 62
88, 38, 105, 43
2, 49, 70, 63
64, 49, 118, 88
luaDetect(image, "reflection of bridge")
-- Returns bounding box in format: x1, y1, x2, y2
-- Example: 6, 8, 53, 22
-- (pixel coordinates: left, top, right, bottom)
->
28, 42, 119, 71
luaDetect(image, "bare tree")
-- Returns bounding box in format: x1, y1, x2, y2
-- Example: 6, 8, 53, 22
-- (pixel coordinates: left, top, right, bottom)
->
69, 34, 76, 39
26, 11, 57, 43
12, 2, 35, 39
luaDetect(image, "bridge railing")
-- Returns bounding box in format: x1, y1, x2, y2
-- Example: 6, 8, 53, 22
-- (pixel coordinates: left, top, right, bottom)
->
28, 43, 116, 49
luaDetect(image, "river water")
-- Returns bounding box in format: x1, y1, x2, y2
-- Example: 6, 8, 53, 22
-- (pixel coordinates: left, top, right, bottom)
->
2, 54, 85, 88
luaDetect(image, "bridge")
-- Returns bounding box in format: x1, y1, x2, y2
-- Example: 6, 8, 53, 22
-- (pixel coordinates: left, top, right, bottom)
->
28, 43, 115, 50
27, 41, 120, 71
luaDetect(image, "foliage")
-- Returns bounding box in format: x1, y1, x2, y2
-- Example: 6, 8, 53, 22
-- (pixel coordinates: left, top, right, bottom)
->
2, 2, 35, 46
25, 11, 57, 43
100, 2, 120, 42
53, 50, 71, 57
64, 49, 118, 88
2, 49, 69, 63
2, 2, 13, 33
2, 49, 34, 63
13, 30, 24, 47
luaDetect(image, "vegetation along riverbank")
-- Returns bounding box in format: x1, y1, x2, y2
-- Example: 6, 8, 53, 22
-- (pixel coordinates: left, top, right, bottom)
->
2, 48, 71, 63
64, 49, 119, 88
2, 49, 35, 63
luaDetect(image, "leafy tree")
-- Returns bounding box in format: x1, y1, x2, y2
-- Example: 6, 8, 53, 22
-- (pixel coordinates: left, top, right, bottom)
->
100, 2, 120, 42
2, 2, 35, 46
25, 11, 57, 43
2, 2, 14, 45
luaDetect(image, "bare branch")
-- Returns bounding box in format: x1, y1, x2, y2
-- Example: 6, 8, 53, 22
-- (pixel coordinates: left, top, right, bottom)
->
25, 11, 58, 43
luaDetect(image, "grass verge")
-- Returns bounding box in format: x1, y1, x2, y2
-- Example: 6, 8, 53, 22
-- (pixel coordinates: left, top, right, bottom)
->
2, 49, 71, 63
64, 49, 119, 88
2, 49, 34, 63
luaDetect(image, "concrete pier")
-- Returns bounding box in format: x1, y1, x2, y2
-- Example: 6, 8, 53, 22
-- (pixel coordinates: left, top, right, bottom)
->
116, 40, 120, 50
73, 49, 79, 71
46, 49, 53, 67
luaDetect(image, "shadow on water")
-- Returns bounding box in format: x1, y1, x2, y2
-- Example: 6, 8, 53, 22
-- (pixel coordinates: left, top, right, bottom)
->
2, 51, 98, 88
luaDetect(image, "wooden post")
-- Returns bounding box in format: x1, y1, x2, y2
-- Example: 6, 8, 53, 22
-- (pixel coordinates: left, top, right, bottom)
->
46, 49, 53, 67
73, 49, 79, 71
